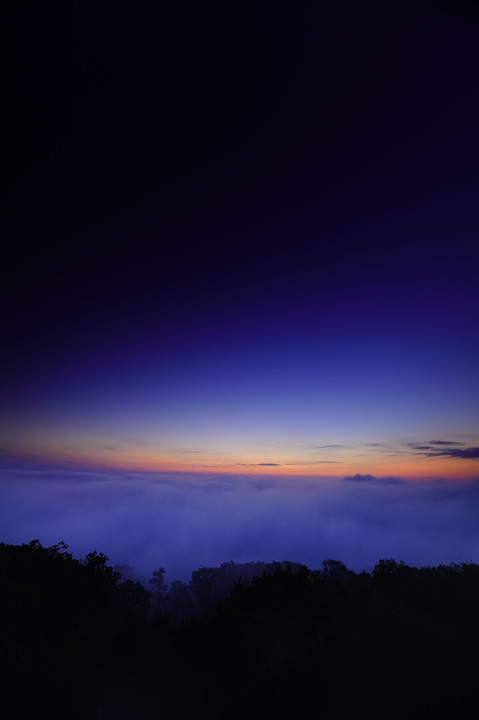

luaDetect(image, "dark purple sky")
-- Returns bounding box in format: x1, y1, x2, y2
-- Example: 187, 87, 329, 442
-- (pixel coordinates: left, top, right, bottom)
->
1, 1, 478, 574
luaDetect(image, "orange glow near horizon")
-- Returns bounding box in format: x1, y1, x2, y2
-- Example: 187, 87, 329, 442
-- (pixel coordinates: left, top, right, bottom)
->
4, 440, 477, 480
2, 412, 477, 480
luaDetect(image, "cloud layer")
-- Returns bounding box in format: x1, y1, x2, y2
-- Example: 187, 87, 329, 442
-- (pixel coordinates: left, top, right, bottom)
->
1, 467, 479, 582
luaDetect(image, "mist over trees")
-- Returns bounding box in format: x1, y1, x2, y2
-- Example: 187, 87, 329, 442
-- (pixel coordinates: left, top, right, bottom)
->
2, 540, 479, 719
142, 559, 305, 620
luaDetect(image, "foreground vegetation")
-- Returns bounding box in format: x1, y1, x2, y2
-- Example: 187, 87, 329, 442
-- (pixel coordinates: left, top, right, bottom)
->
1, 540, 478, 719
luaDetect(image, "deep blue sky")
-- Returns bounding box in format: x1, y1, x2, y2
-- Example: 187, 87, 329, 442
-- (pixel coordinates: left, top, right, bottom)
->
1, 1, 478, 571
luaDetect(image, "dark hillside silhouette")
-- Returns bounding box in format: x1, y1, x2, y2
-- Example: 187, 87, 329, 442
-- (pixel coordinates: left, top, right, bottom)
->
1, 540, 479, 719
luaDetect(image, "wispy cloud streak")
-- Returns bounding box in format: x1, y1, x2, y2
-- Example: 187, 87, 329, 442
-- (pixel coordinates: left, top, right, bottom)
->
406, 441, 479, 459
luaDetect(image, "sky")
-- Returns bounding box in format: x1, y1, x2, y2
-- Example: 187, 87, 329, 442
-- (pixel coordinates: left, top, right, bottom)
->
1, 0, 478, 577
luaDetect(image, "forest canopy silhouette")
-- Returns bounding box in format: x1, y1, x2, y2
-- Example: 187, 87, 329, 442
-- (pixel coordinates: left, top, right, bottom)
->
2, 540, 478, 719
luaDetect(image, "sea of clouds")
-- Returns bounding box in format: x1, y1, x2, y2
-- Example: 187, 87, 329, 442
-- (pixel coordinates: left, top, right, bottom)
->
1, 467, 479, 583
